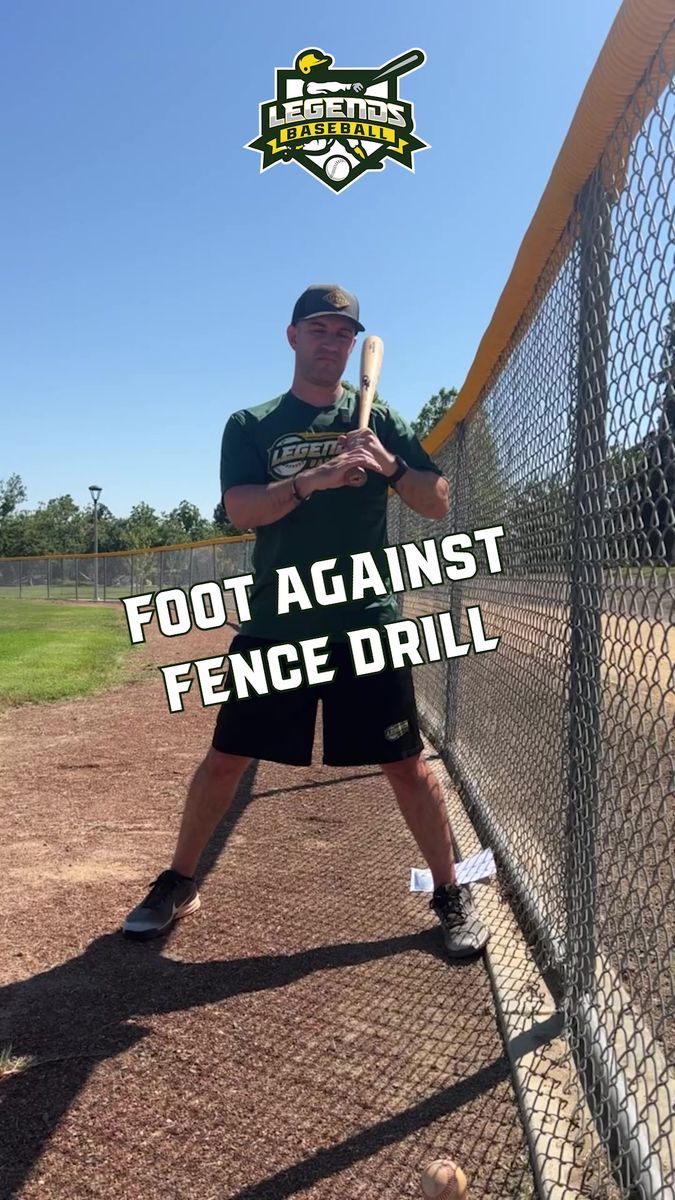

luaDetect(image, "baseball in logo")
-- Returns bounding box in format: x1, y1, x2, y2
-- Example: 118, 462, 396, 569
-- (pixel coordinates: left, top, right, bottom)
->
268, 432, 342, 478
246, 48, 429, 193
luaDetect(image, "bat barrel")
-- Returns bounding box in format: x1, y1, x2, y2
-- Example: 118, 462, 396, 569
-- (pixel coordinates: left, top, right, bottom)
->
371, 49, 425, 84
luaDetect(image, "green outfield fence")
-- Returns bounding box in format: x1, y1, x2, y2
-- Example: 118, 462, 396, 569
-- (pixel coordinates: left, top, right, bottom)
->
1, 3, 673, 1196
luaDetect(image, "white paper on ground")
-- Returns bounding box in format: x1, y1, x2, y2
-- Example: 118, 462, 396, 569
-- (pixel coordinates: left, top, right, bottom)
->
410, 847, 496, 893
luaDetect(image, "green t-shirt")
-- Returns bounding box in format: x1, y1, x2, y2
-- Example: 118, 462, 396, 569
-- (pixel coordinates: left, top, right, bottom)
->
220, 388, 443, 642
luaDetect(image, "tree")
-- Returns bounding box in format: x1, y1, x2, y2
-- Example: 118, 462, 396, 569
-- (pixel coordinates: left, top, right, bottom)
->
410, 384, 510, 534
26, 496, 87, 555
213, 501, 244, 537
411, 387, 458, 440
92, 504, 130, 553
121, 502, 162, 549
0, 481, 241, 558
0, 474, 27, 520
502, 473, 571, 573
0, 513, 30, 557
162, 500, 214, 544
0, 474, 29, 555
601, 304, 675, 565
464, 404, 509, 527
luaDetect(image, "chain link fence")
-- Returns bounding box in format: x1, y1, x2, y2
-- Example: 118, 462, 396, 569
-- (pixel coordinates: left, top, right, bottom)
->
390, 27, 675, 1200
0, 538, 254, 602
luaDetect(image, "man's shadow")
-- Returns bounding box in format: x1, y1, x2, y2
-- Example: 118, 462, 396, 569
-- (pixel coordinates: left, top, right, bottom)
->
0, 761, 447, 1199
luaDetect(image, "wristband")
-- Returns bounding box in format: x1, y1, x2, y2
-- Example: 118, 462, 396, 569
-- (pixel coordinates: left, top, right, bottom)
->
290, 475, 310, 503
386, 455, 409, 487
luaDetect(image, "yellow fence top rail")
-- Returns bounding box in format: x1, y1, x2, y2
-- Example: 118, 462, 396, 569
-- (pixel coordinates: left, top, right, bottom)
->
0, 532, 254, 564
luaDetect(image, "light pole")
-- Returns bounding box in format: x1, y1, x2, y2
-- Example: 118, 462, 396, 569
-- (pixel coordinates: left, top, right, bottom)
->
89, 485, 102, 601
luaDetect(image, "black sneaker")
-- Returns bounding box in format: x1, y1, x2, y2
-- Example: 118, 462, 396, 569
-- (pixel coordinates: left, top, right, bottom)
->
430, 883, 490, 958
123, 869, 201, 941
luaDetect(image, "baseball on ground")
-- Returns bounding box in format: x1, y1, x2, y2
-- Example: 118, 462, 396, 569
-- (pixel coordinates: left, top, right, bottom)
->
421, 1158, 468, 1199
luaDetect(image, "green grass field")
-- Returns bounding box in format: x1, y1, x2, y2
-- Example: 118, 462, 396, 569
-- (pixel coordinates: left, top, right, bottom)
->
0, 599, 143, 707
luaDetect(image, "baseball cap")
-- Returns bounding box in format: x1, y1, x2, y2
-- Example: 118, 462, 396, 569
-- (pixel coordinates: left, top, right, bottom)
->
291, 284, 365, 332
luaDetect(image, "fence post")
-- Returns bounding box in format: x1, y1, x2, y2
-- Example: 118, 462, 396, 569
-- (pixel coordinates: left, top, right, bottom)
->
19, 559, 23, 599
47, 559, 51, 600
212, 542, 217, 582
75, 559, 79, 601
565, 168, 625, 1178
445, 421, 467, 750
567, 168, 609, 1001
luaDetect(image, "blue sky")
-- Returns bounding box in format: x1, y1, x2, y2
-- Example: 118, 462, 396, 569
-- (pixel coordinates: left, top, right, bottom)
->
1, 0, 623, 521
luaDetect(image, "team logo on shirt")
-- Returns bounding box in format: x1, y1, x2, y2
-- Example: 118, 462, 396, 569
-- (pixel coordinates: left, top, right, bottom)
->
268, 432, 342, 478
246, 48, 429, 193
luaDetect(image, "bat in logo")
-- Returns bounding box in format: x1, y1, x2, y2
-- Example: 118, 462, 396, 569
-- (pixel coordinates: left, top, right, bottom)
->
351, 49, 426, 95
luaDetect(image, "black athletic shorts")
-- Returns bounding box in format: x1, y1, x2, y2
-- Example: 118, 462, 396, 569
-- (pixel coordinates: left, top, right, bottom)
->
211, 634, 423, 767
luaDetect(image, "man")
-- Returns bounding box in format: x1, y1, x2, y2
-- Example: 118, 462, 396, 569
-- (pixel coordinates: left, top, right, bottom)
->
123, 284, 489, 957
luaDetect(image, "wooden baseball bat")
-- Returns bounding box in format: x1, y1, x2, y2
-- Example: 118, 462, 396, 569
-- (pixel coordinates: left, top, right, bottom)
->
345, 334, 384, 487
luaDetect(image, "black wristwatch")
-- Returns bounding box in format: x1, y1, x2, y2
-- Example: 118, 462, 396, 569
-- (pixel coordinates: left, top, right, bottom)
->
386, 455, 409, 487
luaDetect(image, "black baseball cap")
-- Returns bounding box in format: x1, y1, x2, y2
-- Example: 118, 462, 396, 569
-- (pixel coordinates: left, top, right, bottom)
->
291, 284, 365, 333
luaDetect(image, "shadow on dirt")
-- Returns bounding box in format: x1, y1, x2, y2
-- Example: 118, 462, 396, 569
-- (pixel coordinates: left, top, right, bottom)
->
0, 759, 490, 1199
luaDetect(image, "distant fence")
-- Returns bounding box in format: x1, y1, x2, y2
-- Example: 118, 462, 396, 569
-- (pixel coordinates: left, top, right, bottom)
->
0, 536, 254, 602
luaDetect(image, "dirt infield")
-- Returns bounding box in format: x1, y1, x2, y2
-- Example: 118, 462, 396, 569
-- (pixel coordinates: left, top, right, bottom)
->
0, 619, 534, 1200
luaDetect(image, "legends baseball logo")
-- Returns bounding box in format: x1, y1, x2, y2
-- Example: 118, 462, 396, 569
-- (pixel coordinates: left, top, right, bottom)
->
246, 48, 429, 192
268, 432, 340, 478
